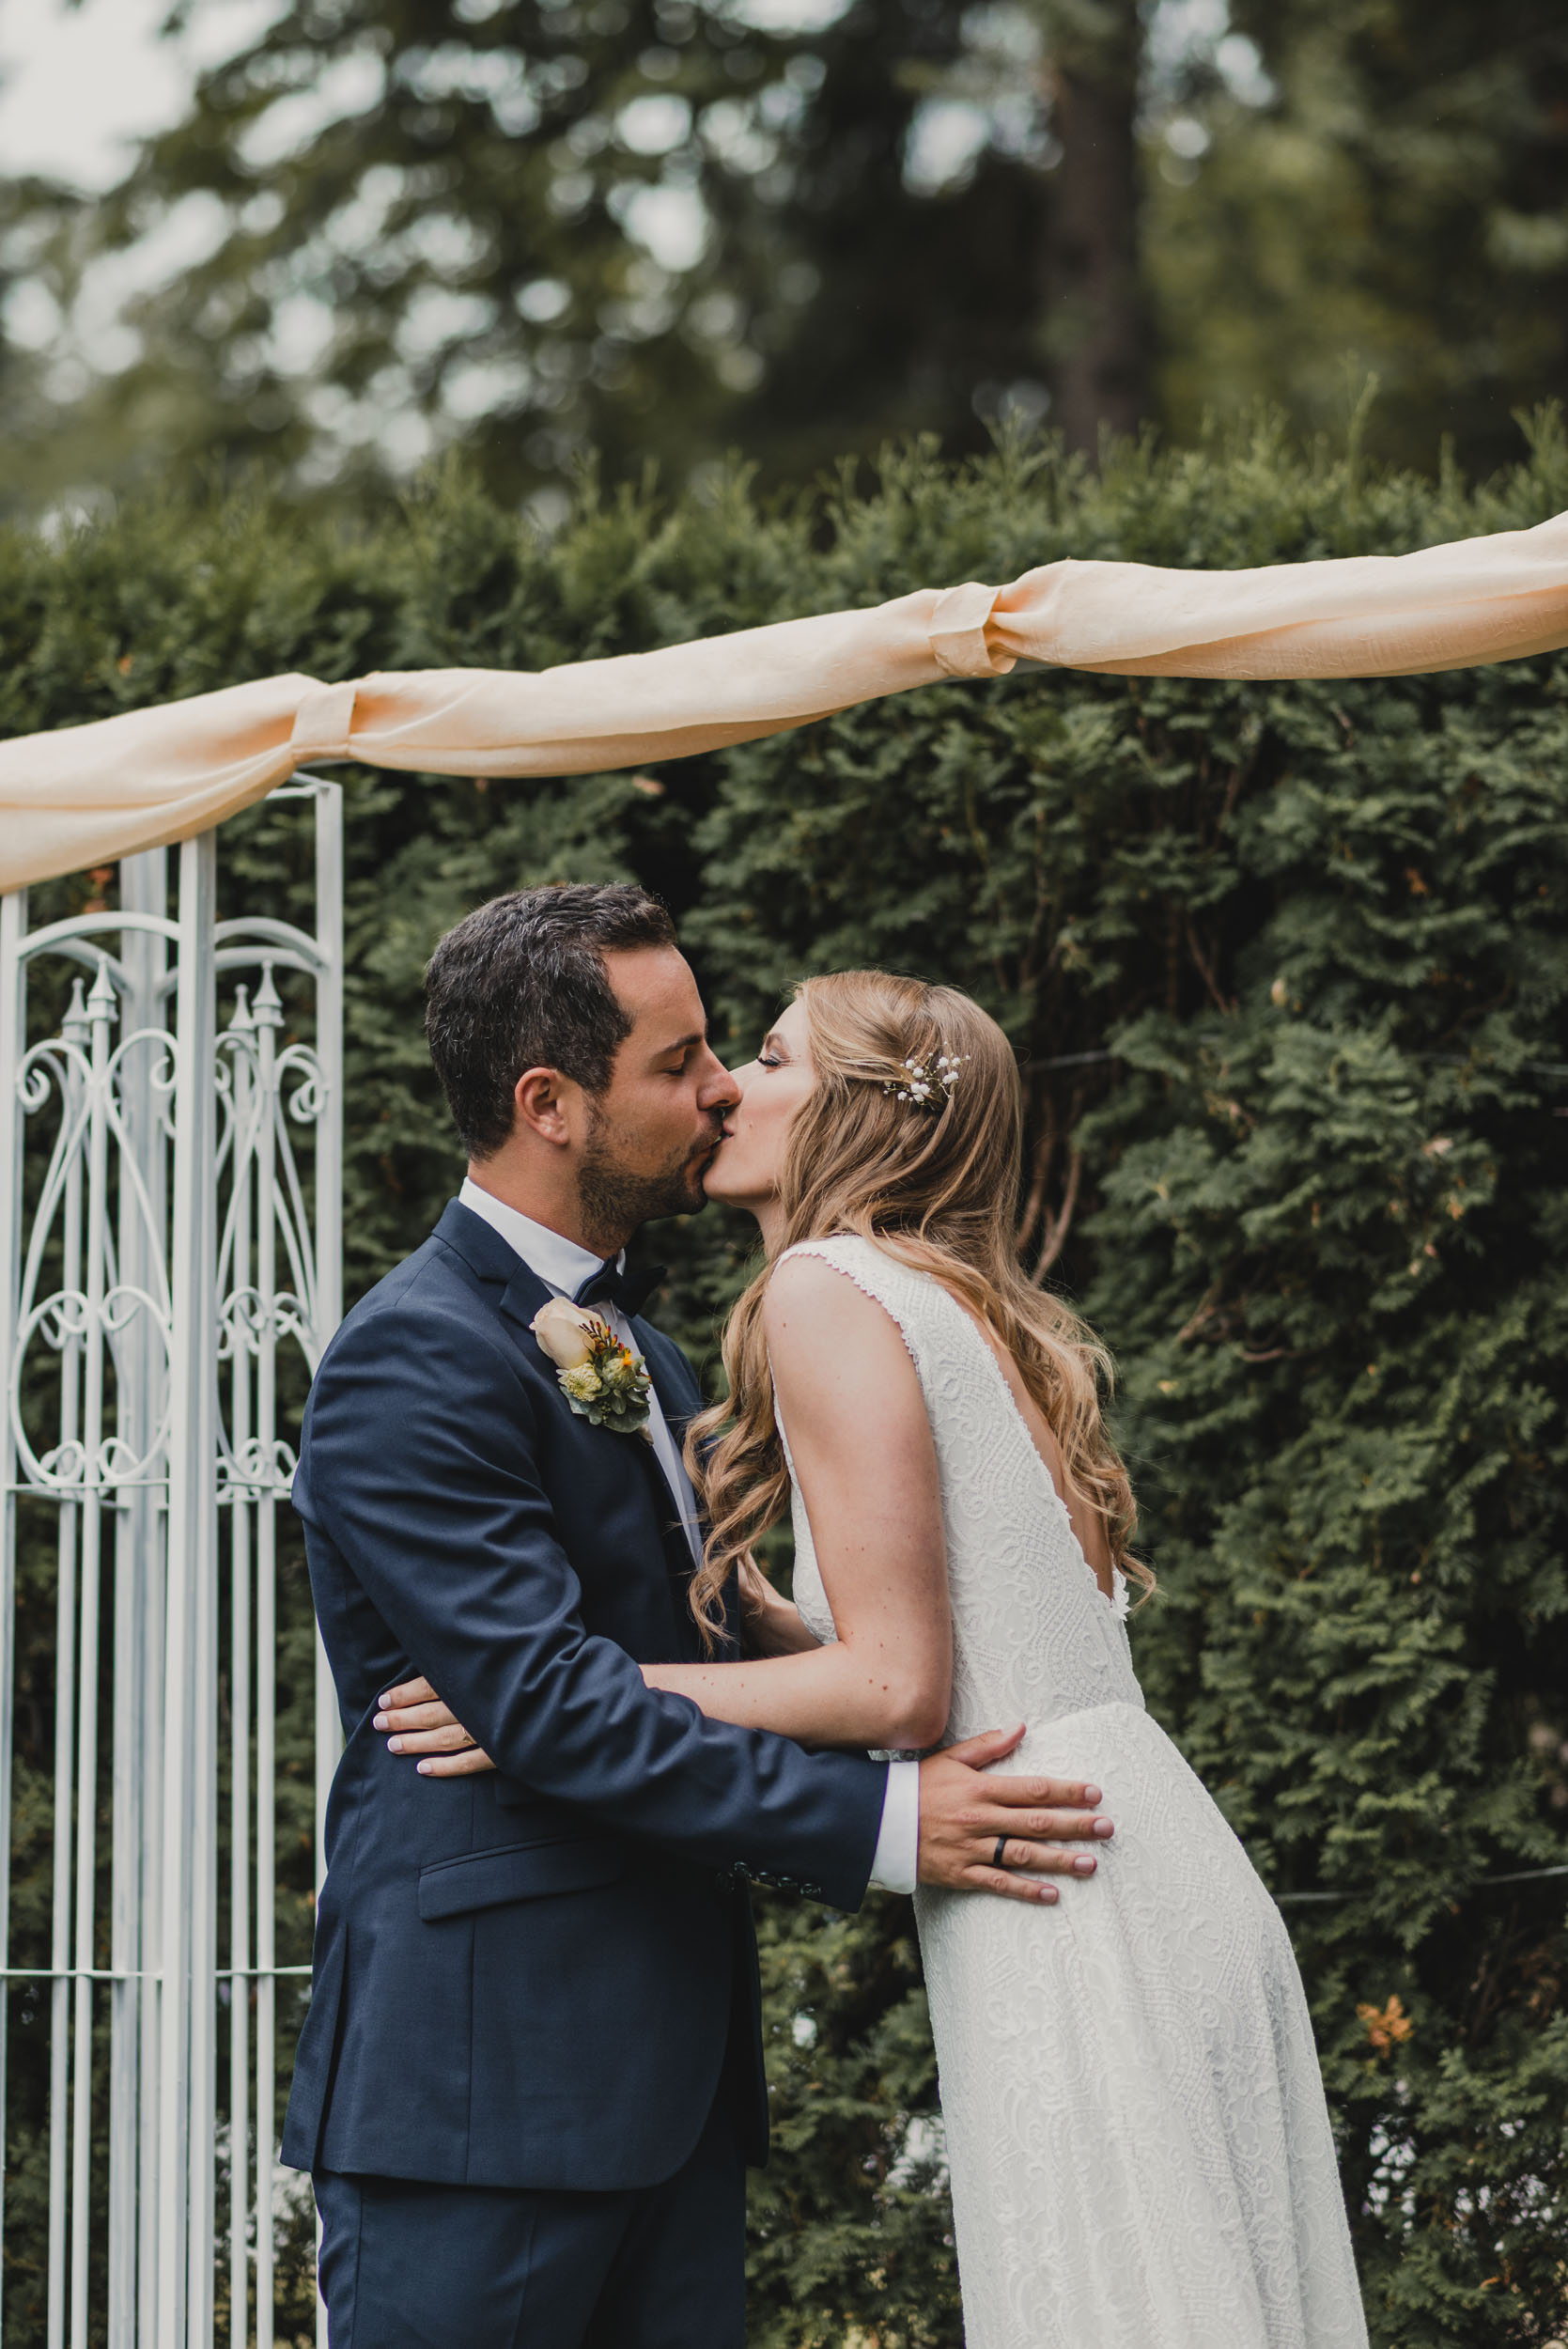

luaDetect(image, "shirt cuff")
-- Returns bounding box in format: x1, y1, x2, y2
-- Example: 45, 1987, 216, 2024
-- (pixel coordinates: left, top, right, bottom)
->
866, 1758, 920, 1896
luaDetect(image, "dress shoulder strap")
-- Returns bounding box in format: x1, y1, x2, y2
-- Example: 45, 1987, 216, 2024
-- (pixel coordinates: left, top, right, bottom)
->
773, 1235, 936, 1368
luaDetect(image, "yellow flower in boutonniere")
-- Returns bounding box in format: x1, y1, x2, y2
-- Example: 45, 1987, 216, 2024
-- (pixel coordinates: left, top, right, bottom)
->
531, 1299, 653, 1438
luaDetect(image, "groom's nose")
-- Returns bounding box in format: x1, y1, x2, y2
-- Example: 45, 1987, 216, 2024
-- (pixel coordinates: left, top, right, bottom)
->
696, 1046, 742, 1112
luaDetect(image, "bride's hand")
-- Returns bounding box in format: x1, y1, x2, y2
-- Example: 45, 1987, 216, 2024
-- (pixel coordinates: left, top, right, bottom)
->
737, 1556, 822, 1657
737, 1556, 775, 1622
373, 1677, 495, 1776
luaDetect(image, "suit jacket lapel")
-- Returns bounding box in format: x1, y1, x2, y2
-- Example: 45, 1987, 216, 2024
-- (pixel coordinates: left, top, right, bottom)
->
632, 1325, 717, 1661
500, 1266, 686, 1607
496, 1260, 556, 1344
639, 1336, 692, 1461
638, 1330, 743, 1659
433, 1196, 552, 1317
434, 1199, 718, 1661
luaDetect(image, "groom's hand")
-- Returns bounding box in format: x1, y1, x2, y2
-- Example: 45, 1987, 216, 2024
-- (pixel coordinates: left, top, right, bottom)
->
379, 1692, 1117, 1900
917, 1724, 1113, 1906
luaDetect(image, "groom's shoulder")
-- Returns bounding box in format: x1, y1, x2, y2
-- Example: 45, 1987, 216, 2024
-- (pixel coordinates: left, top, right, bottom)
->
322, 1207, 513, 1379
346, 1233, 468, 1323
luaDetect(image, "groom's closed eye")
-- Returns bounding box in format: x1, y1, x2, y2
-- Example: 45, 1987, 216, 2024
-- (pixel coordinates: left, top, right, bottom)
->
652, 1028, 707, 1076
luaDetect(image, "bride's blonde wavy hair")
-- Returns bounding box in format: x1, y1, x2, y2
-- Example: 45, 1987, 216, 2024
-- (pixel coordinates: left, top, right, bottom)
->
683, 971, 1149, 1650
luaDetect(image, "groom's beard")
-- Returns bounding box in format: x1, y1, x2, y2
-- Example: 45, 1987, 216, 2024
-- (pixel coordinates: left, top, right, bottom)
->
576, 1103, 721, 1257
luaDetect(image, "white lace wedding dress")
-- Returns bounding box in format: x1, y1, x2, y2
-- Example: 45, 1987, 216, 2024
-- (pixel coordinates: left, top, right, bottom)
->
779, 1237, 1368, 2349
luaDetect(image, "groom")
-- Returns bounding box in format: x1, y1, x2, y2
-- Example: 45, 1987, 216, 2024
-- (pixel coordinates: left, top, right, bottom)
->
282, 883, 1112, 2348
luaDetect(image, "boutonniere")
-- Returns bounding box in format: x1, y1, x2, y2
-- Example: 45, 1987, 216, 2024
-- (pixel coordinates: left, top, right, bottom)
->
530, 1299, 654, 1439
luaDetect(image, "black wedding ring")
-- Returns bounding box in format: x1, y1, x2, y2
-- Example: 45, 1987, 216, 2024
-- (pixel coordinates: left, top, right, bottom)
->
992, 1835, 1008, 1870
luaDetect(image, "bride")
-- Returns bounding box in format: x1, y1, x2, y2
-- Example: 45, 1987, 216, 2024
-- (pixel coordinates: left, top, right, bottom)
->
382, 968, 1369, 2349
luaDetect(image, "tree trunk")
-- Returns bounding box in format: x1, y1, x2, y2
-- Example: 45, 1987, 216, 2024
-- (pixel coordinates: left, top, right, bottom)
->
1040, 2, 1148, 454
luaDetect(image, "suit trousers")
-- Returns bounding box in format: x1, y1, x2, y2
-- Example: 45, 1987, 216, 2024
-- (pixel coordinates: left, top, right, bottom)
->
314, 2077, 746, 2349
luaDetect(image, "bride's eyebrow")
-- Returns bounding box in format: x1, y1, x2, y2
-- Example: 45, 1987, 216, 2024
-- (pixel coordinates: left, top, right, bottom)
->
760, 1029, 789, 1058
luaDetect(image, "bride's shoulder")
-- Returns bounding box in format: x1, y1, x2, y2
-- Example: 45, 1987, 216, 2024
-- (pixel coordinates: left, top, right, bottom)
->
765, 1242, 924, 1395
770, 1233, 908, 1303
766, 1237, 927, 1350
773, 1233, 881, 1277
767, 1237, 877, 1316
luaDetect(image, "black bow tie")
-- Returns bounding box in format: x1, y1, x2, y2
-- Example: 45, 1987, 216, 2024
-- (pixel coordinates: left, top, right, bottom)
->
573, 1258, 666, 1319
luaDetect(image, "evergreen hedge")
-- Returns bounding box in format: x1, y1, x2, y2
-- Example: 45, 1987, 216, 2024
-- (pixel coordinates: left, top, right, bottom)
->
4, 420, 1566, 2347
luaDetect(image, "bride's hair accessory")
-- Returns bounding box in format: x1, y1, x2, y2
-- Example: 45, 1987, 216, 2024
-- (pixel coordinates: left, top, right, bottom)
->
884, 1050, 966, 1110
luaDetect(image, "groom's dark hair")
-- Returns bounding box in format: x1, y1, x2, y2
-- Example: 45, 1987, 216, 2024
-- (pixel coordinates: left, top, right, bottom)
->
425, 882, 678, 1159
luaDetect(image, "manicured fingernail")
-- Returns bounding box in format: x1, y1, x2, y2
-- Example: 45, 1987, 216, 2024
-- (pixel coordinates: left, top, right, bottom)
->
372, 1713, 388, 1730
379, 1694, 391, 1707
416, 1761, 431, 1774
1093, 1819, 1114, 1839
387, 1737, 402, 1753
1039, 1883, 1058, 1903
1072, 1855, 1096, 1875
1083, 1785, 1102, 1804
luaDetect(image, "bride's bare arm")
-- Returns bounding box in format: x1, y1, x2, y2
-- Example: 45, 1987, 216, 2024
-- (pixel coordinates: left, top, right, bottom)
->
377, 1255, 951, 1766
374, 1552, 825, 1771
632, 1252, 950, 1746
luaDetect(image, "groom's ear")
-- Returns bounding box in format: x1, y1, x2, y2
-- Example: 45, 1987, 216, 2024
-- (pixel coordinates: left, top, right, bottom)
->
512, 1065, 583, 1150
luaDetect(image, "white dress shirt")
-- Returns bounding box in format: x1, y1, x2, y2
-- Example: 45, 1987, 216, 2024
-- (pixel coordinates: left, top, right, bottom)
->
458, 1177, 919, 1894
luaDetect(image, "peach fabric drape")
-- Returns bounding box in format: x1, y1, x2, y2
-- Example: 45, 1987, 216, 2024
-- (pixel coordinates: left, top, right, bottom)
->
3, 509, 1566, 894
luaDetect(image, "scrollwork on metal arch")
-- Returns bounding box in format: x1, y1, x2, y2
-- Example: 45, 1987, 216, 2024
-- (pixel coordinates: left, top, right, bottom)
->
217, 1285, 315, 1361
1, 786, 346, 2349
213, 969, 330, 1503
219, 1435, 302, 1503
8, 981, 175, 1501
10, 1286, 173, 1495
268, 1045, 327, 1346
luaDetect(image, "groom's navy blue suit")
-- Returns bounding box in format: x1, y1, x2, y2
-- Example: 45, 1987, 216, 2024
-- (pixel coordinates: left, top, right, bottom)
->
282, 1200, 888, 2344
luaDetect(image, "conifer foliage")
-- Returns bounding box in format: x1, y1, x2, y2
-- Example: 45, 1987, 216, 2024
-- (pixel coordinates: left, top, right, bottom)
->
3, 422, 1566, 2344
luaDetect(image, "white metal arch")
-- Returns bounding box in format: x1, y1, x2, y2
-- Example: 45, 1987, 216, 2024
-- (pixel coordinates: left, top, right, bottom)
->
0, 781, 343, 2348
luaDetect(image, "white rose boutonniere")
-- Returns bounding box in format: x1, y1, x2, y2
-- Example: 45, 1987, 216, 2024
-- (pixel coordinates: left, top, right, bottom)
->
530, 1299, 654, 1439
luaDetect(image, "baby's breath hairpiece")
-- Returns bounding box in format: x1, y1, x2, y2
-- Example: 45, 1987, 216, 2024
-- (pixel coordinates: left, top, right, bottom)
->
884, 1050, 966, 1110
